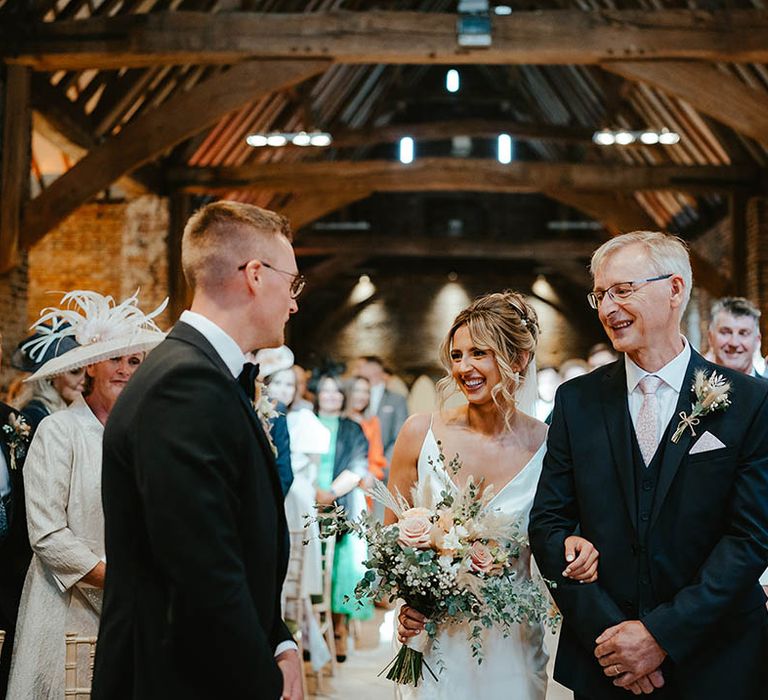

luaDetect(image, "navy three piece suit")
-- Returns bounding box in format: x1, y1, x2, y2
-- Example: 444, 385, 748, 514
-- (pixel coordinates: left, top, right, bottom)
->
530, 350, 768, 700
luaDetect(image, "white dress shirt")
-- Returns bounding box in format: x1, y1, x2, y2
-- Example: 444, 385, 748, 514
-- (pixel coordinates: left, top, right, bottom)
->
625, 338, 691, 454
179, 310, 246, 378
368, 382, 385, 417
178, 311, 298, 658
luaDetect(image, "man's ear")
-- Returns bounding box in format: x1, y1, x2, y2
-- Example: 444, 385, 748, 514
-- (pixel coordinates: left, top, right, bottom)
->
243, 259, 264, 295
670, 274, 686, 308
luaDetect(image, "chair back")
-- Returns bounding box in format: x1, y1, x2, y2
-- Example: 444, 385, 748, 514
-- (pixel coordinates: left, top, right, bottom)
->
0, 630, 4, 658
64, 633, 97, 699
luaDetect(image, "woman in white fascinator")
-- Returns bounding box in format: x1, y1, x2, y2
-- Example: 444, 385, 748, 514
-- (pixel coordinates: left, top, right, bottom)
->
7, 290, 166, 699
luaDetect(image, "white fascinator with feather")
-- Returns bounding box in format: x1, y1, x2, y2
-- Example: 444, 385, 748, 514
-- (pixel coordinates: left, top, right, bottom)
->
23, 290, 168, 382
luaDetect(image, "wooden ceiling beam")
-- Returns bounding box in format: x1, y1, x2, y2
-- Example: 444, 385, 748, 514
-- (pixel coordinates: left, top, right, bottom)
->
5, 10, 768, 70
543, 189, 731, 298
331, 119, 594, 147
280, 189, 372, 231
604, 61, 768, 149
20, 59, 329, 249
169, 158, 761, 196
295, 233, 597, 260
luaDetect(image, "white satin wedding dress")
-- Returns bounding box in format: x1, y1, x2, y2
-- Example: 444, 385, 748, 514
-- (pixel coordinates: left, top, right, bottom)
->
397, 425, 549, 700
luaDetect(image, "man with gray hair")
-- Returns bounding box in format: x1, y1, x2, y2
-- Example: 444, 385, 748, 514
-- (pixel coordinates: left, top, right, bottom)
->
530, 231, 768, 699
707, 296, 763, 378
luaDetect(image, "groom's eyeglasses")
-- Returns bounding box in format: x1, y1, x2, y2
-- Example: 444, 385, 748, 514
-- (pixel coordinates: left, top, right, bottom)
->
237, 260, 306, 298
588, 273, 673, 310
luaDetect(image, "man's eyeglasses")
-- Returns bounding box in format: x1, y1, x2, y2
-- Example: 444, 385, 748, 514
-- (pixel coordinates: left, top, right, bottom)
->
587, 273, 673, 310
237, 260, 306, 298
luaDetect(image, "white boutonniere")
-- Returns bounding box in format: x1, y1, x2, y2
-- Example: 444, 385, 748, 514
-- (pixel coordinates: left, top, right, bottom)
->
2, 411, 32, 470
671, 370, 731, 443
253, 381, 279, 457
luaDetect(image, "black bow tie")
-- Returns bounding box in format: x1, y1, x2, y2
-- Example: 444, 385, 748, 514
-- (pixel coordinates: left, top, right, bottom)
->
237, 362, 260, 402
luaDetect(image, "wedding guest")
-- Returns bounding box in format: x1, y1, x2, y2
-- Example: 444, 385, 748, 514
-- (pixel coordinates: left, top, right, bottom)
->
254, 346, 297, 497
93, 202, 303, 700
265, 362, 329, 598
0, 335, 33, 698
531, 231, 768, 699
707, 297, 764, 378
354, 356, 408, 467
11, 326, 84, 431
559, 358, 590, 382
292, 364, 315, 411
314, 374, 371, 661
7, 290, 165, 699
346, 375, 387, 483
535, 365, 561, 421
706, 297, 768, 597
586, 342, 617, 369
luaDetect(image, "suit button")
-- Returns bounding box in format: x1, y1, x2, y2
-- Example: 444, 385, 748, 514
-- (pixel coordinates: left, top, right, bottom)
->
642, 480, 653, 491
640, 512, 650, 522
641, 576, 650, 585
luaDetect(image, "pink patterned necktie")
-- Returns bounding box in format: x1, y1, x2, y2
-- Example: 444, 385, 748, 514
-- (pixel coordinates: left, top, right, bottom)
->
637, 375, 663, 466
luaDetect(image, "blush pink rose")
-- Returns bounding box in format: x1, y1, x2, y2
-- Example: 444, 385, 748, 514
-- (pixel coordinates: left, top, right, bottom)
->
397, 507, 433, 549
468, 541, 495, 574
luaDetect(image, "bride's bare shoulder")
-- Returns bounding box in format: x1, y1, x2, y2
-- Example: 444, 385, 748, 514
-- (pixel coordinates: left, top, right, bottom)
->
398, 413, 432, 444
518, 412, 548, 448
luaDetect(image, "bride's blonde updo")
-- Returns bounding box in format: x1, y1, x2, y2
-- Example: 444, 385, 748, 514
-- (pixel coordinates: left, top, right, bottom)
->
436, 291, 540, 430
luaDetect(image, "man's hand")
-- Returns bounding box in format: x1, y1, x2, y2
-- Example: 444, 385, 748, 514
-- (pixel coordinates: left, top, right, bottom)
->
276, 648, 303, 700
595, 621, 667, 690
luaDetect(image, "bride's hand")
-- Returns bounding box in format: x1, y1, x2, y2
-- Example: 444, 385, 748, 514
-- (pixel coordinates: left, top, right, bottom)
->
563, 535, 599, 583
397, 605, 427, 643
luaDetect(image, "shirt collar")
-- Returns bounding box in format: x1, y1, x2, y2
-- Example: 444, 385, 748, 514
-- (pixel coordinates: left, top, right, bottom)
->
624, 337, 691, 395
179, 310, 247, 378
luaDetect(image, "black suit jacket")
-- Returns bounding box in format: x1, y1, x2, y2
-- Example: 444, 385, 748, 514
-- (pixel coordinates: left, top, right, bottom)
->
530, 351, 768, 700
0, 402, 32, 697
270, 402, 293, 498
92, 323, 292, 700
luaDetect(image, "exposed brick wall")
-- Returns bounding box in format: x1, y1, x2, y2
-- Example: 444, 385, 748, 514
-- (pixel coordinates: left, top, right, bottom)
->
747, 197, 768, 340
28, 195, 170, 330
0, 254, 29, 394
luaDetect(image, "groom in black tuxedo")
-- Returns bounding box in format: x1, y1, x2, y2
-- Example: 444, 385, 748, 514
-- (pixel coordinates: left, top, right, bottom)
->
93, 202, 304, 699
530, 231, 768, 700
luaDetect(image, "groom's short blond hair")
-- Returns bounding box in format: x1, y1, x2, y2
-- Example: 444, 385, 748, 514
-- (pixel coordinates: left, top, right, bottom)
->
182, 201, 292, 291
590, 231, 692, 313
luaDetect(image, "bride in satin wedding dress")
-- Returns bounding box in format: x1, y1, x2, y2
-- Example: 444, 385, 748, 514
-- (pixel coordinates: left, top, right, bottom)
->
385, 292, 599, 700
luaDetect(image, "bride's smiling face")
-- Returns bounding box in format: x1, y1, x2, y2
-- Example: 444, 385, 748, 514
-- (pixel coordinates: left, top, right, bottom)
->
450, 325, 501, 404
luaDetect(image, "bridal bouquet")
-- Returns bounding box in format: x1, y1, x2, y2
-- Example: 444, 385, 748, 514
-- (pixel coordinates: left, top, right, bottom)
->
312, 450, 560, 687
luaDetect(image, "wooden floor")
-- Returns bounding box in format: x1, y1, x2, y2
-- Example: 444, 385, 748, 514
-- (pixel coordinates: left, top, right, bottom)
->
310, 609, 573, 699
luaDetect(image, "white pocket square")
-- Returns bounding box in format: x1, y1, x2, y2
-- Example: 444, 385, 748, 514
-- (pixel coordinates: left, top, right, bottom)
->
689, 431, 726, 454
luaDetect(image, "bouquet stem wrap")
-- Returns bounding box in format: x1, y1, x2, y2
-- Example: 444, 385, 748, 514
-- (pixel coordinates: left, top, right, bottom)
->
383, 631, 437, 687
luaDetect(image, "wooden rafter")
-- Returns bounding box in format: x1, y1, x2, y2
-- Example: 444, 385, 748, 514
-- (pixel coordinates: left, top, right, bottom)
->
604, 61, 768, 149
0, 65, 31, 272
21, 59, 329, 248
281, 189, 372, 231
544, 189, 731, 298
294, 234, 598, 261
331, 119, 594, 147
5, 10, 768, 70
170, 158, 761, 195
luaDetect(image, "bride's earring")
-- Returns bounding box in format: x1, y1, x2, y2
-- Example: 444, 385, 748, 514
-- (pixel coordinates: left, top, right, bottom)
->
510, 370, 520, 385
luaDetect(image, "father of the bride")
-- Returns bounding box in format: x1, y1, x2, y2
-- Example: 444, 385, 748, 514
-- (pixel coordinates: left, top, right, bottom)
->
530, 231, 768, 699
93, 201, 303, 699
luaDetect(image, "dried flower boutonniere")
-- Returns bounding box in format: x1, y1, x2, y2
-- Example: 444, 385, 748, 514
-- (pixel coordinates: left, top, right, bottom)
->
671, 370, 731, 443
2, 411, 32, 470
253, 381, 279, 457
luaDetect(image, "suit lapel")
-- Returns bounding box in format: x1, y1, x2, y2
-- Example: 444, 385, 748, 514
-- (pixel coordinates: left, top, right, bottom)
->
168, 323, 284, 503
650, 350, 707, 528
600, 362, 638, 531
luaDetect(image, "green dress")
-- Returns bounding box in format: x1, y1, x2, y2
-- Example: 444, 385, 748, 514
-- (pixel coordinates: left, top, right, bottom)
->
317, 415, 373, 620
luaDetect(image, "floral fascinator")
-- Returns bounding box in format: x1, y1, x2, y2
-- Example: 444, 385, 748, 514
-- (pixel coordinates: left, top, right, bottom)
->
23, 290, 168, 382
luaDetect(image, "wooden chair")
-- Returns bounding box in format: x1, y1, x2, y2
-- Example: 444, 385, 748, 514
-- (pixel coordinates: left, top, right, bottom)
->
282, 530, 309, 699
0, 630, 5, 658
64, 633, 97, 699
311, 534, 337, 676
